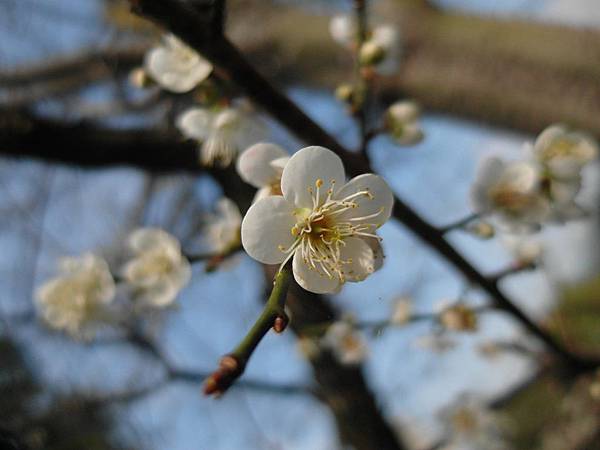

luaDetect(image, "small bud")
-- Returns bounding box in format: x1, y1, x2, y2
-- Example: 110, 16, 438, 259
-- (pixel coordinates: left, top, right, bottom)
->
273, 312, 289, 333
335, 83, 355, 103
359, 40, 386, 66
466, 221, 495, 239
439, 303, 478, 332
391, 297, 412, 325
203, 354, 244, 397
128, 67, 152, 88
384, 100, 424, 146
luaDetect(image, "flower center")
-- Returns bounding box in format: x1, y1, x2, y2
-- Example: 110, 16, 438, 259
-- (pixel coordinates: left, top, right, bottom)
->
278, 179, 383, 283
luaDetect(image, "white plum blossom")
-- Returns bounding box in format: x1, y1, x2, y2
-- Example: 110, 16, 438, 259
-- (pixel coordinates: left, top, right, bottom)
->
236, 142, 289, 203
321, 319, 367, 365
471, 157, 550, 231
439, 395, 508, 450
202, 198, 243, 255
144, 34, 212, 93
35, 253, 115, 338
122, 228, 191, 308
384, 100, 424, 145
530, 124, 598, 217
177, 104, 267, 167
501, 233, 543, 265
241, 146, 394, 294
329, 14, 357, 47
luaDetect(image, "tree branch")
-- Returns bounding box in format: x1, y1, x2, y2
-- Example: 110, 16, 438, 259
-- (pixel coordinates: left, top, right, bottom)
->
128, 0, 600, 373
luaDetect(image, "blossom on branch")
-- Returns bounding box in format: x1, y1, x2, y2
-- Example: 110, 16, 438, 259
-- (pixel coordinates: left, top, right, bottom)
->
236, 142, 290, 203
471, 157, 549, 231
144, 34, 212, 93
241, 146, 393, 294
321, 318, 367, 365
122, 228, 191, 308
35, 253, 115, 338
177, 104, 267, 167
202, 198, 242, 255
384, 100, 424, 146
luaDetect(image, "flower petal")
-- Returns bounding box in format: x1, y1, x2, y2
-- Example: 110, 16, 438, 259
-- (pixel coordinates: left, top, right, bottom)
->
241, 196, 296, 264
136, 279, 180, 308
340, 237, 375, 282
281, 146, 346, 209
176, 108, 214, 141
236, 142, 288, 188
363, 237, 384, 272
336, 174, 394, 227
292, 250, 341, 294
127, 228, 180, 254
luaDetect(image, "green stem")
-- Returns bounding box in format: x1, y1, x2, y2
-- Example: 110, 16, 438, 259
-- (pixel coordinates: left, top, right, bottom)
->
232, 265, 292, 365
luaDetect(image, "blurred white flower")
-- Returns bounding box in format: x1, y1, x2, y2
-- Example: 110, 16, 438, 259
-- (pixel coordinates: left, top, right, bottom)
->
236, 142, 289, 203
532, 124, 597, 181
501, 233, 543, 265
384, 100, 424, 145
241, 146, 393, 294
177, 104, 267, 167
530, 124, 598, 219
329, 14, 356, 47
321, 319, 367, 365
391, 297, 412, 325
144, 34, 212, 93
439, 395, 508, 450
366, 25, 401, 75
203, 198, 242, 255
122, 228, 191, 308
35, 253, 115, 338
471, 157, 550, 231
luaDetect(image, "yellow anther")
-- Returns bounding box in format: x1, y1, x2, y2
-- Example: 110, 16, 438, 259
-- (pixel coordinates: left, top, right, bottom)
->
316, 179, 324, 188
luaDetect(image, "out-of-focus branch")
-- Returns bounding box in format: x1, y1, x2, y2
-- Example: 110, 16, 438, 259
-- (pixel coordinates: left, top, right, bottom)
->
128, 0, 600, 373
262, 266, 407, 450
0, 110, 201, 172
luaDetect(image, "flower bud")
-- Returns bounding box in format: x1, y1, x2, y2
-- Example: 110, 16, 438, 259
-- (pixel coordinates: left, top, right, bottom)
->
391, 297, 412, 325
466, 221, 495, 239
439, 304, 477, 332
359, 40, 386, 66
128, 67, 153, 88
384, 100, 424, 146
335, 83, 355, 103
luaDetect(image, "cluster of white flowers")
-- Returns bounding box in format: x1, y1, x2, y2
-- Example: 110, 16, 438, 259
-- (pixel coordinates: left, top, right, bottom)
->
143, 34, 212, 93
35, 253, 116, 338
241, 145, 393, 294
177, 103, 267, 167
35, 228, 193, 338
329, 14, 401, 75
470, 124, 597, 264
472, 124, 597, 232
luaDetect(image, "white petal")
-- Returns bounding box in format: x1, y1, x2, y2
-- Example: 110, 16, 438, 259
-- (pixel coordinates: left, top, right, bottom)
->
137, 279, 180, 307
216, 198, 242, 225
363, 237, 384, 272
471, 157, 505, 212
336, 174, 394, 227
292, 250, 341, 294
329, 14, 355, 46
144, 45, 211, 93
241, 196, 297, 264
176, 108, 214, 140
128, 228, 180, 254
340, 237, 375, 282
281, 146, 346, 209
533, 124, 567, 155
252, 186, 273, 204
236, 142, 288, 188
551, 178, 581, 205
501, 161, 539, 193
169, 258, 192, 290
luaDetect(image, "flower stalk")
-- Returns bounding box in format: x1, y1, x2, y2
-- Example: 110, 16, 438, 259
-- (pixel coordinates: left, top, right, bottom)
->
204, 264, 292, 396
